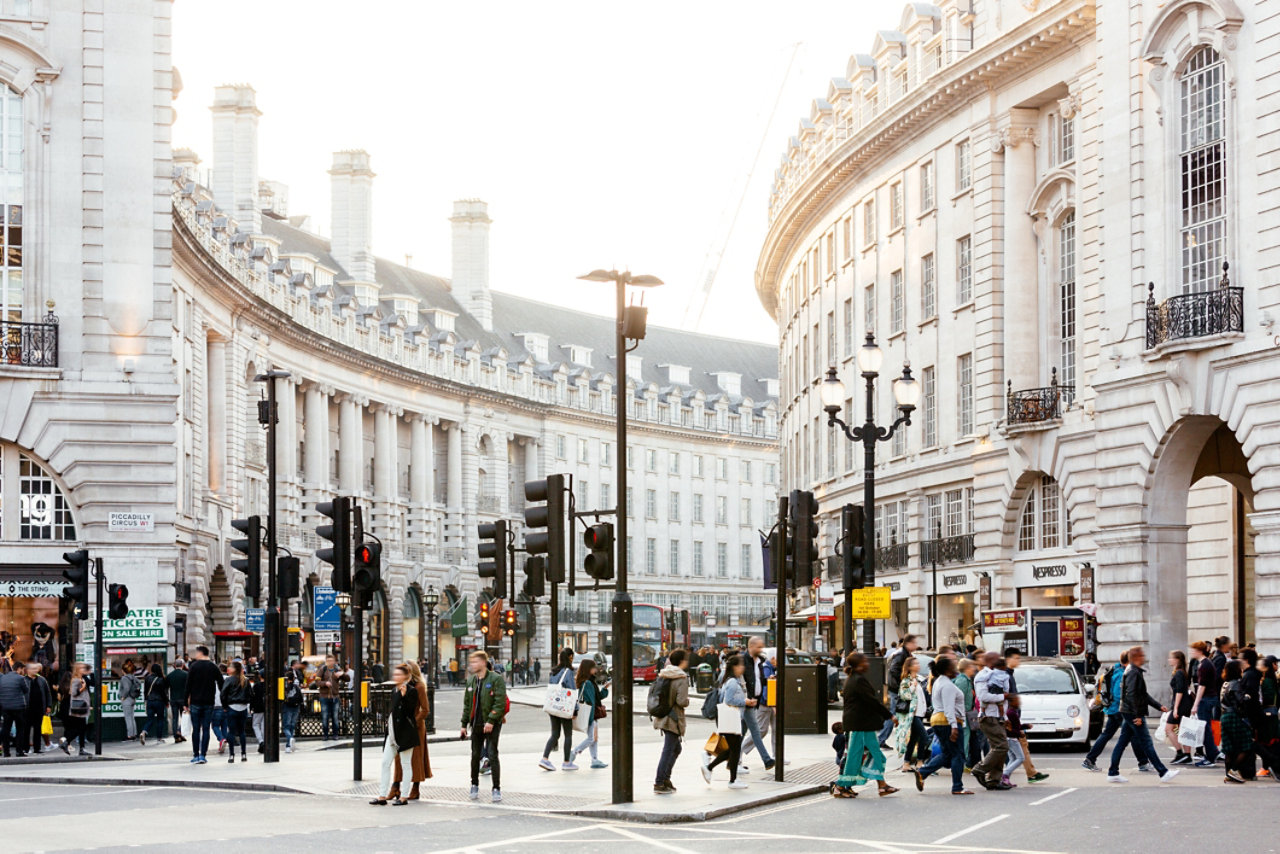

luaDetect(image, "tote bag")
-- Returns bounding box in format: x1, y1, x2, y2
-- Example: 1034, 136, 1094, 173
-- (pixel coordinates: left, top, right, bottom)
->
1154, 710, 1171, 744
543, 670, 577, 719
1178, 716, 1206, 748
716, 702, 743, 734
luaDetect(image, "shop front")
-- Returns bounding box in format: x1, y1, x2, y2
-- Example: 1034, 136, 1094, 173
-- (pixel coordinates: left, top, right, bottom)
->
1013, 560, 1081, 608
882, 574, 911, 646
81, 607, 171, 740
0, 568, 71, 679
925, 568, 978, 649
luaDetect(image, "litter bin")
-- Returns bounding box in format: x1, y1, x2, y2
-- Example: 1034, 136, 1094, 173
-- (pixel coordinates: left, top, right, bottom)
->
778, 663, 827, 734
696, 663, 714, 694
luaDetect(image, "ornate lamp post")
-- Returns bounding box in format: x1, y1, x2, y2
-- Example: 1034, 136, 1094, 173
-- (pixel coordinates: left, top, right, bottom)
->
422, 585, 440, 733
820, 333, 920, 656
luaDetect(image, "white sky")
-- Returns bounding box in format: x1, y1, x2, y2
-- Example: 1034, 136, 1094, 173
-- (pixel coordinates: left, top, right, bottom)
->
171, 1, 883, 345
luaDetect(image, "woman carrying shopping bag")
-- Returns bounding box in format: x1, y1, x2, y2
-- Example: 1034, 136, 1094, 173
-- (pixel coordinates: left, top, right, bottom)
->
701, 654, 749, 789
539, 648, 577, 771
371, 663, 420, 806
570, 658, 609, 769
832, 652, 899, 799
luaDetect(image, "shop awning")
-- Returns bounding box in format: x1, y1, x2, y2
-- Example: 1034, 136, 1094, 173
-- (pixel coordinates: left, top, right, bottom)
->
785, 605, 835, 624
448, 596, 468, 637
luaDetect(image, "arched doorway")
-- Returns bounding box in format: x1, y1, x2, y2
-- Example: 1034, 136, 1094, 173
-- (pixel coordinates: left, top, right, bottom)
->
366, 587, 389, 677
1148, 416, 1256, 656
402, 586, 422, 663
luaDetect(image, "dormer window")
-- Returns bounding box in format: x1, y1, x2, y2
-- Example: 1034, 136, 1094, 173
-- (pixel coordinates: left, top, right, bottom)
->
662, 364, 691, 385
392, 297, 419, 326
429, 309, 458, 333
518, 332, 548, 361
350, 283, 379, 309
626, 354, 643, 379
564, 345, 593, 367
763, 378, 780, 398
710, 372, 742, 396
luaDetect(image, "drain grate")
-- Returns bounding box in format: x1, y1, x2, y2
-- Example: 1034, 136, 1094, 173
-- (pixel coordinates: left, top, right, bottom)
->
781, 761, 843, 785
342, 781, 595, 811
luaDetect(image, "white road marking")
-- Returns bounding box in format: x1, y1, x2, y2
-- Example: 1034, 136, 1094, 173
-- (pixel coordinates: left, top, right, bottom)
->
605, 825, 700, 854
429, 823, 594, 853
931, 813, 1010, 845
0, 786, 159, 803
709, 793, 825, 823
1028, 787, 1077, 806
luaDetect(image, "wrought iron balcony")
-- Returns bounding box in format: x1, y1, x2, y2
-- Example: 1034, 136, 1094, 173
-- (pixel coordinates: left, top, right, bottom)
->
1007, 368, 1073, 426
876, 542, 909, 570
0, 311, 58, 367
919, 532, 975, 567
1145, 263, 1244, 349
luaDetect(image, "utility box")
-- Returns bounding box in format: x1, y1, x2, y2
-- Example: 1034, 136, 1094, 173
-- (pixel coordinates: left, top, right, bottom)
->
780, 663, 827, 734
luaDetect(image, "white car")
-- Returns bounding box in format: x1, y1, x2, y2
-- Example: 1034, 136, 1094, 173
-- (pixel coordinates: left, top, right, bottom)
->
1011, 657, 1093, 747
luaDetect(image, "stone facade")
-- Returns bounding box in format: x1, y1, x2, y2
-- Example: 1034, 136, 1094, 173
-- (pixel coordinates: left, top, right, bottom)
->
756, 0, 1279, 657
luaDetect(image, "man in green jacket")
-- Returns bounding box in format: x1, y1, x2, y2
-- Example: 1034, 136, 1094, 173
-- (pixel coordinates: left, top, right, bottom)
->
460, 651, 507, 802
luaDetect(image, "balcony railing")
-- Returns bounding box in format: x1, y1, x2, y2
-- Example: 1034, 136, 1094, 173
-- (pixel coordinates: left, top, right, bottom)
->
1, 312, 58, 367
1145, 264, 1244, 349
1007, 368, 1073, 426
876, 542, 909, 571
919, 533, 975, 567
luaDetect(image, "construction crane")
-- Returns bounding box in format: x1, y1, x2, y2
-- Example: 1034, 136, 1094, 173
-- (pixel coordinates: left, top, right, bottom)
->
681, 43, 800, 331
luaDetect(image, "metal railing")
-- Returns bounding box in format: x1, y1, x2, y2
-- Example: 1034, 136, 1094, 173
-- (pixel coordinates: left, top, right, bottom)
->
1007, 368, 1073, 425
919, 533, 975, 566
876, 542, 909, 571
0, 312, 58, 367
1145, 263, 1243, 349
295, 687, 392, 740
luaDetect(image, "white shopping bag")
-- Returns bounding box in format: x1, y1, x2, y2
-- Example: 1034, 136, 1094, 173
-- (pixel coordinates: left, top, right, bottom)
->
1178, 716, 1206, 748
716, 702, 743, 734
1154, 710, 1170, 744
179, 710, 193, 739
543, 670, 577, 719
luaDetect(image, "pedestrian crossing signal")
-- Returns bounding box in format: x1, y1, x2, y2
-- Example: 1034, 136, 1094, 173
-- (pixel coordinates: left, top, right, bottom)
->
503, 608, 518, 636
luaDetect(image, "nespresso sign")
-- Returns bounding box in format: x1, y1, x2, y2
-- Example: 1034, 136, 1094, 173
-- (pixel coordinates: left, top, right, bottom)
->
1032, 565, 1069, 580
1013, 560, 1080, 588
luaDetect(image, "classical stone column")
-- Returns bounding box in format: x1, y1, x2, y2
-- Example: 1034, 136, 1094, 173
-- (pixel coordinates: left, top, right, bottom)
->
445, 421, 463, 558
275, 376, 300, 525
408, 414, 432, 543
206, 336, 227, 494
1249, 509, 1280, 650
996, 109, 1040, 395
372, 404, 400, 535
303, 384, 329, 487
338, 395, 364, 495
524, 438, 539, 486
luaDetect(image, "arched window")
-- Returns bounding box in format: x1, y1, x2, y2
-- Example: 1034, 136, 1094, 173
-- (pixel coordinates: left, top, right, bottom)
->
0, 85, 22, 323
0, 445, 75, 541
402, 587, 421, 662
1017, 475, 1068, 552
1179, 46, 1226, 293
1057, 212, 1077, 401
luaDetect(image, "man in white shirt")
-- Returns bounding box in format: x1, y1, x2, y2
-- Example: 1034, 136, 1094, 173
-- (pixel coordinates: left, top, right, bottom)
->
972, 652, 1013, 790
740, 636, 775, 771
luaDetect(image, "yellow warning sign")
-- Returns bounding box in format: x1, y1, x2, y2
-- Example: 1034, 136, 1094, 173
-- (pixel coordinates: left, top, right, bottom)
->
847, 587, 892, 619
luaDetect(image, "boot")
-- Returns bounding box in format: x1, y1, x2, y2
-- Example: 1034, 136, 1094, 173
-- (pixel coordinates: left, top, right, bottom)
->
388, 785, 401, 800
407, 783, 420, 801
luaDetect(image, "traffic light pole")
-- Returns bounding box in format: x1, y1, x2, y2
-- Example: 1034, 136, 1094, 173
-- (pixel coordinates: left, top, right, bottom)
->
611, 275, 633, 805
771, 497, 787, 783
258, 369, 289, 764
353, 503, 365, 782
93, 556, 104, 757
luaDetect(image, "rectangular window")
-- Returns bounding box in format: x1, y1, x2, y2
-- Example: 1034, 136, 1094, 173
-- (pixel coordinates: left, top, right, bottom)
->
957, 353, 974, 436
765, 463, 776, 484
740, 544, 753, 579
717, 542, 729, 578
742, 461, 752, 483
945, 489, 965, 537
716, 496, 728, 525
716, 457, 728, 480
626, 445, 634, 469
864, 283, 876, 338
626, 486, 633, 517
601, 442, 612, 466
693, 494, 704, 523
645, 449, 657, 472
811, 248, 820, 290
600, 483, 611, 510
844, 399, 855, 471
812, 324, 820, 377
645, 489, 657, 519
863, 197, 876, 245
842, 217, 853, 259
668, 452, 680, 475
890, 181, 904, 229
956, 139, 971, 191
920, 160, 935, 210
1179, 48, 1226, 293
956, 235, 972, 305
693, 455, 704, 478
921, 365, 937, 447
1018, 489, 1037, 551
627, 536, 634, 572
1041, 475, 1061, 549
1059, 114, 1075, 163
890, 269, 904, 333
741, 498, 752, 527
892, 405, 907, 457
926, 493, 943, 541
693, 541, 705, 576
921, 253, 936, 319
556, 435, 567, 459
843, 298, 854, 357
1058, 212, 1077, 397
669, 492, 681, 522
826, 232, 836, 274
646, 538, 657, 575
669, 540, 681, 576
577, 438, 589, 463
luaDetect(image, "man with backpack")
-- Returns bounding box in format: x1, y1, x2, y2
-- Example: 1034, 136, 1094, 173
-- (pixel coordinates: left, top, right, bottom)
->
651, 648, 690, 794
282, 660, 305, 753
1082, 651, 1129, 771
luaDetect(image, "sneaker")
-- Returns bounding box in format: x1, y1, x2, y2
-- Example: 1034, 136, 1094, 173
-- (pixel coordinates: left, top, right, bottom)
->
591, 760, 608, 769
138, 732, 146, 746
1000, 775, 1017, 788
241, 755, 248, 763
59, 738, 69, 755
1159, 769, 1179, 783
737, 765, 750, 775
218, 739, 226, 755
1081, 759, 1098, 771
1172, 754, 1193, 766
562, 761, 579, 771
763, 759, 776, 771
653, 782, 674, 795
1225, 770, 1245, 784
1027, 772, 1050, 783
1137, 763, 1153, 773
701, 755, 713, 785
1107, 774, 1128, 783
189, 756, 200, 764
228, 755, 235, 764
1194, 758, 1216, 767
728, 781, 749, 789
538, 758, 555, 772
285, 744, 293, 754
197, 756, 208, 764
492, 789, 502, 803
155, 739, 166, 745
469, 785, 479, 800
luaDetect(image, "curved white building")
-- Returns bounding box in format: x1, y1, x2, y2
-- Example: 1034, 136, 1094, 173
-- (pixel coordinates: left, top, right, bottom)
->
757, 0, 1280, 658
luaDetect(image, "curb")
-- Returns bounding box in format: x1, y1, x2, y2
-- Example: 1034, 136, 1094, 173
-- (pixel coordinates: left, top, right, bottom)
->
0, 775, 313, 795
561, 782, 827, 823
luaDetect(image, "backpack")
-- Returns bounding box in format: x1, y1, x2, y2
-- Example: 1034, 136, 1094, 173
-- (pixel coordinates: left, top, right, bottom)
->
1097, 665, 1116, 708
647, 676, 673, 718
701, 687, 718, 720
284, 675, 304, 708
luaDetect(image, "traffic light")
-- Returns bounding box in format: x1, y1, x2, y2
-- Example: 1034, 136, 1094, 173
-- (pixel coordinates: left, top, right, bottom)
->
523, 474, 566, 583
278, 555, 301, 600
354, 541, 382, 607
767, 525, 793, 590
790, 489, 819, 587
477, 520, 508, 599
316, 496, 353, 592
61, 549, 90, 620
842, 503, 866, 590
478, 599, 491, 629
524, 556, 546, 598
107, 583, 130, 620
230, 515, 262, 603
503, 608, 518, 636
680, 609, 690, 635
583, 522, 614, 581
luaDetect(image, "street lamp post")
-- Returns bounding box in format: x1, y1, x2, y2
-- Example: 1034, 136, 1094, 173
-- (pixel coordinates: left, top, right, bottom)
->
577, 267, 663, 805
820, 334, 920, 657
423, 585, 439, 734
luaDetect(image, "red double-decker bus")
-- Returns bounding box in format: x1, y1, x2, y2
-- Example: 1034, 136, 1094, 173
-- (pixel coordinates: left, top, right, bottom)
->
632, 604, 691, 682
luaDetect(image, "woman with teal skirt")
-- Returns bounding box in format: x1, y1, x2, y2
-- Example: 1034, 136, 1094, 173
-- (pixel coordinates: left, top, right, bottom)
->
831, 652, 899, 799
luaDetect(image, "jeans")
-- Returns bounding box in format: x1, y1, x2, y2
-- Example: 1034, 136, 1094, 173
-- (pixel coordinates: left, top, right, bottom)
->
379, 733, 415, 798
170, 702, 185, 739
471, 723, 501, 787
1110, 717, 1167, 776
655, 730, 682, 784
282, 705, 300, 744
252, 712, 265, 744
543, 715, 573, 761
121, 697, 138, 739
320, 697, 339, 739
904, 716, 929, 765
26, 707, 44, 753
740, 705, 773, 764
144, 698, 167, 740
189, 704, 214, 757
1196, 697, 1220, 761
211, 706, 226, 743
1005, 737, 1025, 775
877, 714, 896, 746
226, 708, 248, 756
1, 708, 27, 754
707, 733, 744, 782
1086, 712, 1125, 764
975, 717, 1009, 781
919, 725, 966, 792
572, 719, 599, 762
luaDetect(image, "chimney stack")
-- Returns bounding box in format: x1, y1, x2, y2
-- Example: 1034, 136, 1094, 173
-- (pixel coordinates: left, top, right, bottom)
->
210, 84, 261, 233
450, 199, 492, 331
329, 150, 376, 284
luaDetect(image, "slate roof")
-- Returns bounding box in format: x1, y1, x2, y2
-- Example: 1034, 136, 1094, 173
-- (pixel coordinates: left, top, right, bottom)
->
258, 216, 778, 403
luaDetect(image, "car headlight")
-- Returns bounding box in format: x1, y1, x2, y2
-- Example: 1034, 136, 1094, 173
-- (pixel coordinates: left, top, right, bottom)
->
1067, 705, 1081, 718
1074, 717, 1084, 729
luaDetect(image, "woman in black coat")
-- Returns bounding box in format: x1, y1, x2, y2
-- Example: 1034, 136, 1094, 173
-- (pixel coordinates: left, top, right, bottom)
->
372, 663, 420, 805
832, 652, 899, 799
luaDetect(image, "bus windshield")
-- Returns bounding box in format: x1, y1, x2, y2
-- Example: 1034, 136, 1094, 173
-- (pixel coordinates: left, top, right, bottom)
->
633, 606, 662, 630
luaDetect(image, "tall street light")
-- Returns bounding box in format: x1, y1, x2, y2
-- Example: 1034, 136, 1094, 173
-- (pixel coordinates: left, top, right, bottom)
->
423, 585, 440, 733
820, 333, 920, 656
577, 267, 663, 805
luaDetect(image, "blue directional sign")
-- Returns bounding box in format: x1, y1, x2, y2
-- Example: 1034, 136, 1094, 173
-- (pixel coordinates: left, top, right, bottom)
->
246, 607, 265, 633
314, 585, 340, 631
